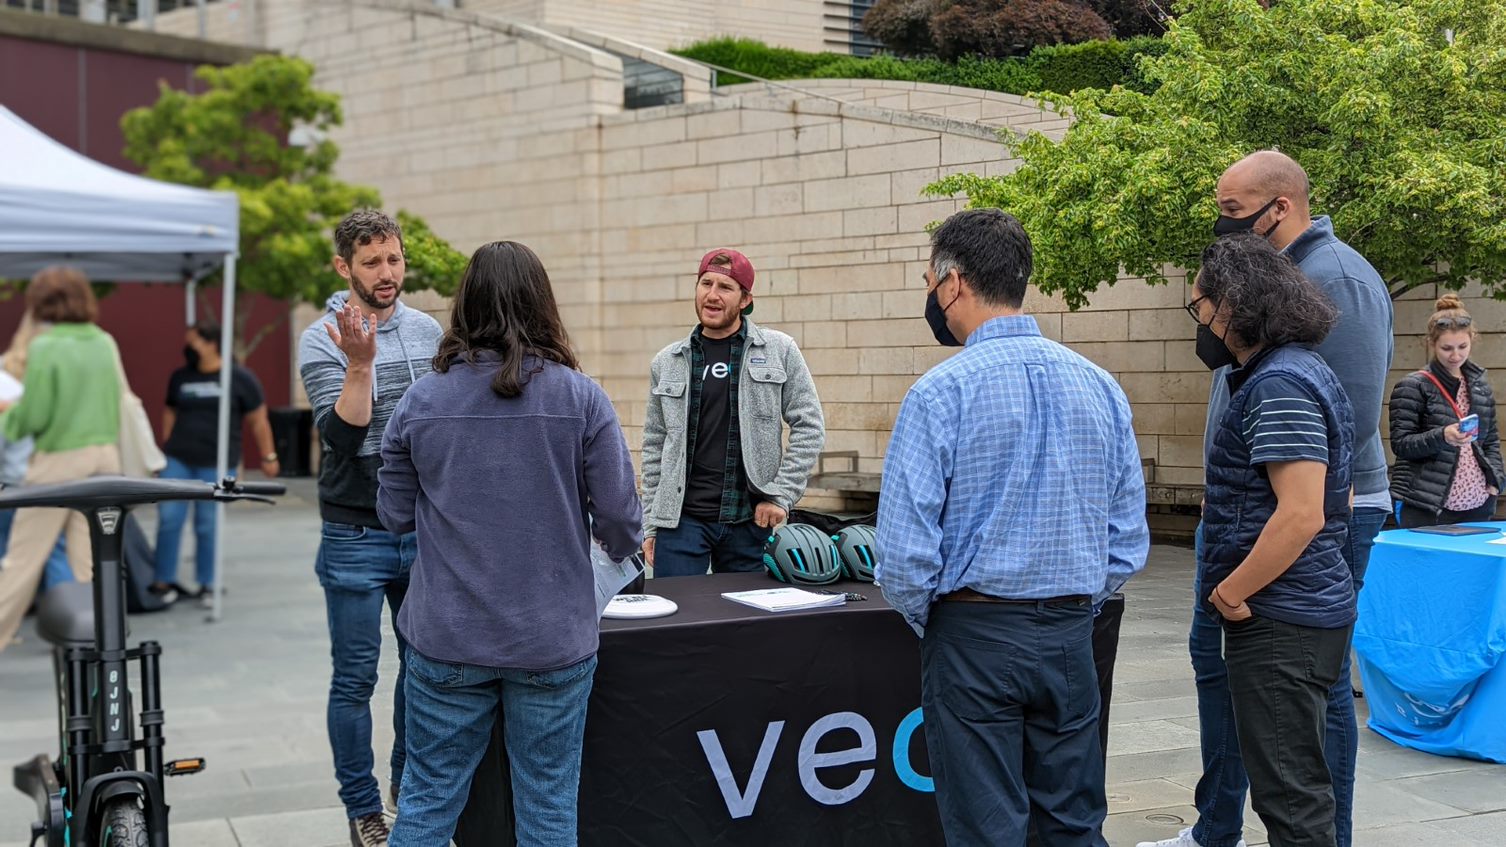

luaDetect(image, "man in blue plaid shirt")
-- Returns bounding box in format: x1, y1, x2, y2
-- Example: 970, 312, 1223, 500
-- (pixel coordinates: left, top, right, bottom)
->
876, 209, 1149, 846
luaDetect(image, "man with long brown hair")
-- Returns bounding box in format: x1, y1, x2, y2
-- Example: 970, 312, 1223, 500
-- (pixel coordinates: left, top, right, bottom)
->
377, 240, 642, 846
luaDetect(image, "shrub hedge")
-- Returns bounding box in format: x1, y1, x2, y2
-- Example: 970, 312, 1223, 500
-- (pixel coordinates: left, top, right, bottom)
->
671, 36, 1167, 96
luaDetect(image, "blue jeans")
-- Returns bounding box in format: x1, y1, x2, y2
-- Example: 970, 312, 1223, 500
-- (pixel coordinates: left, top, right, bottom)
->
652, 515, 767, 577
922, 599, 1107, 847
1189, 508, 1387, 847
0, 509, 70, 591
39, 537, 70, 591
314, 522, 415, 820
154, 457, 221, 586
391, 648, 597, 847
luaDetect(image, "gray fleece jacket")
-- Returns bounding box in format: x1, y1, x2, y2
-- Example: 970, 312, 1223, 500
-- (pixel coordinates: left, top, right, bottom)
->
641, 318, 825, 535
298, 291, 443, 528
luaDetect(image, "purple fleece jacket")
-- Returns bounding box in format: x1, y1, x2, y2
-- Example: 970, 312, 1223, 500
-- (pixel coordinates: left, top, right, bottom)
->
377, 352, 643, 670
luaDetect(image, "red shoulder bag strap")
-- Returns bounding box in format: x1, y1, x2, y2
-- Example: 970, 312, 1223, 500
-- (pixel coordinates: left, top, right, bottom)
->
1417, 370, 1466, 420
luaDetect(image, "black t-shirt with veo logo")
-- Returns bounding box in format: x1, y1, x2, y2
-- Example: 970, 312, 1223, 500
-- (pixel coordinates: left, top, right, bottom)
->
163, 365, 266, 467
684, 333, 738, 520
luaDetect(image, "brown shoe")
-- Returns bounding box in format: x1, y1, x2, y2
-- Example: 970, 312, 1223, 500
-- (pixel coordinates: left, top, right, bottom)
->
349, 812, 390, 847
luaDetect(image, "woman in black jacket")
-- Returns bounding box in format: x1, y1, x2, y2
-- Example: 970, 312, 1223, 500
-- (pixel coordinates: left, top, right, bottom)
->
1389, 294, 1504, 527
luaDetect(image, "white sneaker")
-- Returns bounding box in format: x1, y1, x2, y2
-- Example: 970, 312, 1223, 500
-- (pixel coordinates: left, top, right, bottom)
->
1135, 828, 1246, 847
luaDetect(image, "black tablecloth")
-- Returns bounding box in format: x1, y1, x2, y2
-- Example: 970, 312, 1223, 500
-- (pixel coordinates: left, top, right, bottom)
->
455, 573, 1124, 846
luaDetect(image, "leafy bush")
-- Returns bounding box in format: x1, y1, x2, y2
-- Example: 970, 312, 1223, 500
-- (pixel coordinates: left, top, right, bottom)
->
931, 0, 1114, 60
927, 0, 1506, 307
1028, 36, 1168, 94
671, 36, 1163, 98
862, 0, 940, 57
671, 38, 840, 85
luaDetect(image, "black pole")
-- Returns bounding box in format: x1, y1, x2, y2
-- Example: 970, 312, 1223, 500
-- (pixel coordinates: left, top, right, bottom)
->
87, 506, 134, 766
139, 641, 164, 786
65, 645, 90, 805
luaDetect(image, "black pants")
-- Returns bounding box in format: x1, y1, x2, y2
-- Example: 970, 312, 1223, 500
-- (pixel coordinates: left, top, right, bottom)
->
922, 600, 1107, 847
1398, 499, 1496, 529
1223, 614, 1351, 847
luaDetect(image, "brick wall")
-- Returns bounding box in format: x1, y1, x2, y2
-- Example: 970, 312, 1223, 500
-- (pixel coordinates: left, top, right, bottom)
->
587, 96, 1040, 499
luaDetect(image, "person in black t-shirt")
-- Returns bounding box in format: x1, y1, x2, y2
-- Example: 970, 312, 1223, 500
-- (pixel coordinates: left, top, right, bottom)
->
640, 249, 825, 576
149, 320, 278, 605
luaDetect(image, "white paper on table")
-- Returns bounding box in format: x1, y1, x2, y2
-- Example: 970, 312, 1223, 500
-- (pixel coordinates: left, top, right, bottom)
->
720, 587, 846, 612
592, 544, 645, 619
0, 370, 22, 403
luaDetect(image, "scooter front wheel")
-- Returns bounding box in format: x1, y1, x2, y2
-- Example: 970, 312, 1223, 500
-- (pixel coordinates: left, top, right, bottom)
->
98, 796, 149, 847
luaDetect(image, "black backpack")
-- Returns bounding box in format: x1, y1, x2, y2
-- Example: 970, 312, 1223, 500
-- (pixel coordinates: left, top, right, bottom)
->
787, 509, 876, 538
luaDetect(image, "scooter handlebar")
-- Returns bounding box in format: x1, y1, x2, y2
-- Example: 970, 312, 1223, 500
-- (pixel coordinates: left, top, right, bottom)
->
228, 481, 287, 497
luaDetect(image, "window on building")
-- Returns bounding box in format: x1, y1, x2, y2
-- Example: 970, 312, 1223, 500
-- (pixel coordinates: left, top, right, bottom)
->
822, 0, 881, 56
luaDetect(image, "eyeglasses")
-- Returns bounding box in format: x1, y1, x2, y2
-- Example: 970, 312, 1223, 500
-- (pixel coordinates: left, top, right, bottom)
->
1433, 315, 1473, 329
1184, 294, 1212, 324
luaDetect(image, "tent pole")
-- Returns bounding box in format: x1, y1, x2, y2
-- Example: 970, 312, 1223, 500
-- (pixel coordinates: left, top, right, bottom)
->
186, 279, 197, 325
209, 253, 236, 623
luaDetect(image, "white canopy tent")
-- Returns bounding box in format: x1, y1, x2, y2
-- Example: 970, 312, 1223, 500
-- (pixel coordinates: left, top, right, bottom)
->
0, 105, 243, 620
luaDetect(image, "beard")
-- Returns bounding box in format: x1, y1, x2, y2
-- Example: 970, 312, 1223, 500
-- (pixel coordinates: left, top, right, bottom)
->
353, 278, 401, 310
697, 300, 741, 332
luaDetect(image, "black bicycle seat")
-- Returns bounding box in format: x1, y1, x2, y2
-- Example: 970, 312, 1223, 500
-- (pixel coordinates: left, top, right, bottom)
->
0, 476, 218, 511
36, 582, 98, 647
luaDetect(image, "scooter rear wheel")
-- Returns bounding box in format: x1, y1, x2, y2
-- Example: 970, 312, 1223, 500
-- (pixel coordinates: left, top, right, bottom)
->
98, 796, 149, 847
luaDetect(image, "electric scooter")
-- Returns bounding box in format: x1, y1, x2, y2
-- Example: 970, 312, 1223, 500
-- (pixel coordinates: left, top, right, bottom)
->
4, 475, 283, 847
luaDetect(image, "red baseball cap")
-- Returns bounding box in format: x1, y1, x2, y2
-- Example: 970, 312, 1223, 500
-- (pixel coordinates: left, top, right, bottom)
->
697, 248, 756, 315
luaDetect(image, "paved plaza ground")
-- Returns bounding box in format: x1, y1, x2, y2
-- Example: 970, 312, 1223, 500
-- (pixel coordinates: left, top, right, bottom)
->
2, 479, 1503, 846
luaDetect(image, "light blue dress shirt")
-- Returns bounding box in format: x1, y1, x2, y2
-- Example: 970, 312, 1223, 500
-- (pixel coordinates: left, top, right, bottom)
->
876, 315, 1150, 629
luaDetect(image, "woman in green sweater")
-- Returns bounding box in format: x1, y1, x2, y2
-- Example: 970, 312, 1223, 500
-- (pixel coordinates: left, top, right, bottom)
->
0, 266, 122, 652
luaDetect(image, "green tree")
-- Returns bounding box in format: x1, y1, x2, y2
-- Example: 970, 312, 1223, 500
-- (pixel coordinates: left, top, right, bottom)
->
122, 55, 468, 353
928, 0, 1506, 309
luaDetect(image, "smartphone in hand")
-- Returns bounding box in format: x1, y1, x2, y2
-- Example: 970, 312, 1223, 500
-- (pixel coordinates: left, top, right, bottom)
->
1459, 414, 1480, 437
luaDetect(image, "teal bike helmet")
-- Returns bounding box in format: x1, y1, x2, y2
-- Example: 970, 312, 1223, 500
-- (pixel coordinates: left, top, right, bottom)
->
834, 524, 877, 582
762, 524, 842, 586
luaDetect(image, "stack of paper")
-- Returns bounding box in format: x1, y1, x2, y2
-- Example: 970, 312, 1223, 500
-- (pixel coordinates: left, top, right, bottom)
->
721, 587, 846, 612
592, 545, 646, 618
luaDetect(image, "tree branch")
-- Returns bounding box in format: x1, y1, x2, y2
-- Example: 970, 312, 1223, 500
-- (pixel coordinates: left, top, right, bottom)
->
240, 308, 292, 360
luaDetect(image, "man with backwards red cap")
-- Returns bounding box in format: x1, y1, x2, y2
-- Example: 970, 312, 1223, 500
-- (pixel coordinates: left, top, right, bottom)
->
640, 248, 825, 577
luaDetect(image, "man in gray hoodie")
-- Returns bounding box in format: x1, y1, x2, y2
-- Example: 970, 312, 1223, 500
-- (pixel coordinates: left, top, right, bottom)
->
297, 209, 443, 847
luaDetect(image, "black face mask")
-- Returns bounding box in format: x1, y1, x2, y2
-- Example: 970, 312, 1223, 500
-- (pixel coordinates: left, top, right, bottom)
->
925, 284, 963, 347
1213, 197, 1281, 239
183, 344, 202, 369
1195, 324, 1238, 371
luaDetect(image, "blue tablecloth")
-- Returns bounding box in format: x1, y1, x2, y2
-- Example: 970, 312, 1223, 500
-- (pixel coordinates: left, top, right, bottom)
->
1354, 522, 1506, 762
